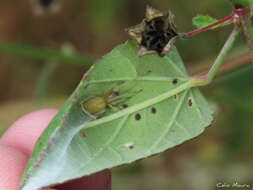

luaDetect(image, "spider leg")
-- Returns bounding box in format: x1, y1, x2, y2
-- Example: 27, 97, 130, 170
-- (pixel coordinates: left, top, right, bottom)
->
112, 81, 133, 91
94, 109, 106, 116
108, 104, 120, 112
108, 89, 142, 103
104, 80, 136, 96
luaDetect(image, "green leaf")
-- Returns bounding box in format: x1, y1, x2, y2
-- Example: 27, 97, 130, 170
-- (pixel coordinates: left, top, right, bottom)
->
193, 15, 220, 29
230, 0, 253, 6
19, 41, 213, 190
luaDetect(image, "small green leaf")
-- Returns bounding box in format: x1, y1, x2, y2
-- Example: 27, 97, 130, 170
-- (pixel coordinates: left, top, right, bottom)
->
230, 0, 253, 6
193, 15, 220, 29
19, 41, 213, 190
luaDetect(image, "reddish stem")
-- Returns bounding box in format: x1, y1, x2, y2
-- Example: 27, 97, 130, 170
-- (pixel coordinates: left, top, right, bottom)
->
185, 7, 251, 37
234, 7, 251, 16
192, 52, 252, 78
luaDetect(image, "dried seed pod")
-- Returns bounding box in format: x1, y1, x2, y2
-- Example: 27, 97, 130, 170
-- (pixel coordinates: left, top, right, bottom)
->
39, 0, 54, 7
31, 0, 60, 15
126, 5, 179, 57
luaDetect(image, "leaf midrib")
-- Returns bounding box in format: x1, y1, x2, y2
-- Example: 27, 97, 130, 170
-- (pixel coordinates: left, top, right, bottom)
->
82, 80, 194, 131
88, 76, 188, 84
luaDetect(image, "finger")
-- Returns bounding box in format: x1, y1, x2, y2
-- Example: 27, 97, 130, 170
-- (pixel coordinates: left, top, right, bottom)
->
54, 170, 111, 190
0, 109, 111, 190
0, 144, 28, 190
0, 109, 58, 156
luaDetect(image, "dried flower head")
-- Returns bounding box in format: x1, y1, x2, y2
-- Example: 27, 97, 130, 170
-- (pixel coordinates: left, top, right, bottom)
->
126, 5, 178, 57
31, 0, 60, 16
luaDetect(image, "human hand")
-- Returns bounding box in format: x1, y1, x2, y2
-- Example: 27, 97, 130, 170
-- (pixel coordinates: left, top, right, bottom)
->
0, 109, 111, 190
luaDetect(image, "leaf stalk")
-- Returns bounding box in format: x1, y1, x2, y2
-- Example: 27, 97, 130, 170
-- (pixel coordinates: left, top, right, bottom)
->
191, 27, 240, 86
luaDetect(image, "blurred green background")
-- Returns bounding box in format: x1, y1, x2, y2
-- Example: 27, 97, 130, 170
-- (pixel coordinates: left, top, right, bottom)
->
0, 0, 252, 189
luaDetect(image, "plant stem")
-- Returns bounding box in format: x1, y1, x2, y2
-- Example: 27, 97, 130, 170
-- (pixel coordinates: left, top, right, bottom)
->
0, 41, 94, 66
191, 27, 240, 86
193, 52, 252, 77
185, 7, 250, 37
34, 61, 58, 102
239, 14, 253, 61
185, 14, 234, 37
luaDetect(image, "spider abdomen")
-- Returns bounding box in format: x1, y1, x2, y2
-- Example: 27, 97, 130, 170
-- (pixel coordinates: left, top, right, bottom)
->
82, 97, 107, 115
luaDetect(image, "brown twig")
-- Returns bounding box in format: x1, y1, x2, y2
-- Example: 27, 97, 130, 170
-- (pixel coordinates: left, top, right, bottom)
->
240, 14, 253, 60
193, 52, 252, 77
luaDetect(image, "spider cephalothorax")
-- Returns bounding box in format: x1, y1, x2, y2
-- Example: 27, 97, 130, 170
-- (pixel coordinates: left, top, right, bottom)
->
82, 89, 122, 117
126, 5, 178, 57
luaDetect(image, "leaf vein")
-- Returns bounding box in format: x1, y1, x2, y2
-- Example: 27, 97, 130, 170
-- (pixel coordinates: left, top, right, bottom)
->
164, 56, 186, 77
79, 115, 129, 170
175, 120, 192, 137
148, 91, 188, 153
190, 90, 206, 120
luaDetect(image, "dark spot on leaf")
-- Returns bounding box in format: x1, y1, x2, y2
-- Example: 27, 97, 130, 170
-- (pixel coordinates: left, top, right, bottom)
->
174, 95, 178, 99
81, 132, 87, 138
94, 60, 99, 65
34, 163, 40, 168
39, 0, 53, 7
48, 137, 56, 147
135, 113, 141, 121
172, 79, 178, 85
122, 104, 128, 108
188, 99, 193, 107
151, 107, 156, 114
124, 142, 134, 149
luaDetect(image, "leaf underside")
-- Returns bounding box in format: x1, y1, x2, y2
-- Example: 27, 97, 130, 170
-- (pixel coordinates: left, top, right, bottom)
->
19, 41, 213, 190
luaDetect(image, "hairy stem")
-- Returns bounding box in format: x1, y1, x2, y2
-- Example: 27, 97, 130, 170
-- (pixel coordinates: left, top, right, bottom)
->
240, 14, 253, 61
191, 27, 240, 86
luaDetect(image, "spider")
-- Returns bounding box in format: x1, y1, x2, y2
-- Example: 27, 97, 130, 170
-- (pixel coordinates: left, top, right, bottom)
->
81, 83, 138, 118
